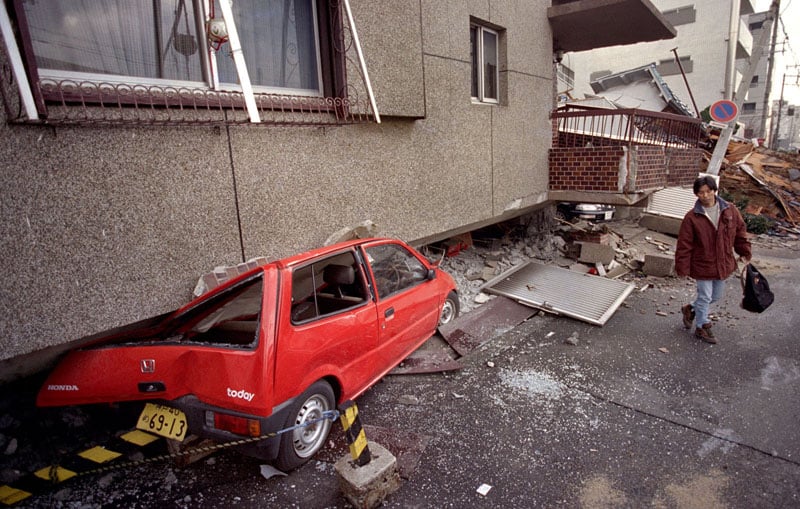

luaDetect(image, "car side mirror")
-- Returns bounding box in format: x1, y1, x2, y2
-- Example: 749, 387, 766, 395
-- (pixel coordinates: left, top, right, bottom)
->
427, 269, 436, 280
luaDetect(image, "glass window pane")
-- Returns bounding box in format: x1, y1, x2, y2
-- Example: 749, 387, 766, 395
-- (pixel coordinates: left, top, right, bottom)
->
482, 30, 498, 101
22, 0, 204, 82
366, 244, 427, 298
215, 0, 321, 93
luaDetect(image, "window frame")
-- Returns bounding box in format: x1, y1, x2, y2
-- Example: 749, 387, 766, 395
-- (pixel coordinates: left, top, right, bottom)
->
11, 0, 343, 113
470, 23, 499, 105
289, 250, 370, 325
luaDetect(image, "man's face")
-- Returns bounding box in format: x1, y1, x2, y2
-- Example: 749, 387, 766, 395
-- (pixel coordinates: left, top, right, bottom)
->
696, 184, 717, 208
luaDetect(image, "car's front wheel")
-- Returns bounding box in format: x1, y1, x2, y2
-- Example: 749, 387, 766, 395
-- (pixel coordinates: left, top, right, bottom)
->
439, 291, 460, 326
274, 380, 335, 471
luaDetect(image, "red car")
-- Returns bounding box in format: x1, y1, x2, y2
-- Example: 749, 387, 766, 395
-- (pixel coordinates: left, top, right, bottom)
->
37, 238, 459, 470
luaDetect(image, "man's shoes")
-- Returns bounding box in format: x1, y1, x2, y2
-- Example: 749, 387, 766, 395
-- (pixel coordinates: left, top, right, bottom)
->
681, 304, 695, 329
695, 325, 717, 344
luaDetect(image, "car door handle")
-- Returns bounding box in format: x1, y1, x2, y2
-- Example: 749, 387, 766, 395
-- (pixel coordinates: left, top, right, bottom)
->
384, 307, 395, 320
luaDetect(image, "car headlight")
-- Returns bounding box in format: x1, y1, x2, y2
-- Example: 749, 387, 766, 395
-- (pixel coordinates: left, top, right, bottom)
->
575, 204, 601, 211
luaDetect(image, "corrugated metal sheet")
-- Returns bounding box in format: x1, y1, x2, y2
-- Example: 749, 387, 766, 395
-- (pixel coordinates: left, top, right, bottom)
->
645, 187, 697, 219
480, 262, 634, 326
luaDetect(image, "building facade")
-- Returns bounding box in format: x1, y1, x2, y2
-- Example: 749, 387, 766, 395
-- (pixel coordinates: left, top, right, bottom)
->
567, 0, 757, 121
0, 0, 674, 379
738, 10, 773, 139
771, 99, 800, 150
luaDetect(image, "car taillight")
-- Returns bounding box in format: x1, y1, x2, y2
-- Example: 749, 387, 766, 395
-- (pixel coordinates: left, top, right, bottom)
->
208, 411, 261, 437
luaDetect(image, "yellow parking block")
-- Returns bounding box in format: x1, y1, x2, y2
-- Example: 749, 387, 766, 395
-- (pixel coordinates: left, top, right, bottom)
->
78, 446, 122, 464
0, 485, 31, 505
120, 429, 159, 446
34, 465, 76, 483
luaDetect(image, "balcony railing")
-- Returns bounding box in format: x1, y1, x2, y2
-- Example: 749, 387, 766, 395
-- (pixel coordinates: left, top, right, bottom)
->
552, 106, 703, 149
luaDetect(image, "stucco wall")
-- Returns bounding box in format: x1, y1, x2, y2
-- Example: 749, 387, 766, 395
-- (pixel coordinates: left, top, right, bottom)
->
0, 0, 553, 376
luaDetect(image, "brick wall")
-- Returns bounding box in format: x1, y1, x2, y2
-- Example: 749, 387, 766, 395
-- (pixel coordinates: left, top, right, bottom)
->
631, 146, 664, 191
665, 147, 703, 186
549, 145, 704, 193
549, 147, 625, 192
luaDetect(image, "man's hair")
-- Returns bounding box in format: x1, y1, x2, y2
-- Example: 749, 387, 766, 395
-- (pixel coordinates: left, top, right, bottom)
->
693, 175, 718, 194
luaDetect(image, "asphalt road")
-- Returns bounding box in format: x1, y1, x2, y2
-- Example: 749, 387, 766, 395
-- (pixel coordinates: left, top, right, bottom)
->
1, 240, 798, 508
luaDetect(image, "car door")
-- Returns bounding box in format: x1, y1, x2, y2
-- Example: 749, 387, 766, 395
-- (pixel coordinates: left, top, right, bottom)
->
273, 249, 380, 403
362, 241, 440, 364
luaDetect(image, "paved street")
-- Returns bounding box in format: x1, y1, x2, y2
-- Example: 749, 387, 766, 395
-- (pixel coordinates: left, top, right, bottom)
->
1, 239, 798, 508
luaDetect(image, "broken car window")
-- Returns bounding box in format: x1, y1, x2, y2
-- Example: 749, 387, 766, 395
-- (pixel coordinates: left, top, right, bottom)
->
365, 244, 428, 299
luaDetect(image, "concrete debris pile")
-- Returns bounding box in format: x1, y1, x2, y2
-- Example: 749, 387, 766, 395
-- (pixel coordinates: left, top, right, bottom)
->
430, 216, 680, 314
708, 140, 800, 234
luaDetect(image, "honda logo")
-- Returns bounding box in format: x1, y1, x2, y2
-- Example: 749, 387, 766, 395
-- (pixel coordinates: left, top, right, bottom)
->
140, 359, 155, 373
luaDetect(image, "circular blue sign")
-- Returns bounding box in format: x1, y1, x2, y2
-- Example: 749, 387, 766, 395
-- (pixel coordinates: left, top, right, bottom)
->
710, 100, 738, 123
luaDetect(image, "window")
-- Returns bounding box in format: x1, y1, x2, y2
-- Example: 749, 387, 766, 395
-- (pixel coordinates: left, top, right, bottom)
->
788, 107, 795, 117
661, 5, 696, 26
290, 251, 368, 324
20, 0, 321, 94
749, 21, 764, 31
365, 244, 428, 299
742, 102, 757, 113
557, 63, 575, 89
751, 75, 759, 87
15, 0, 337, 105
470, 24, 499, 104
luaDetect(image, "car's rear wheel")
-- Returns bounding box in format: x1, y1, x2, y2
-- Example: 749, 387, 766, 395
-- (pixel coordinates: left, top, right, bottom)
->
439, 291, 460, 326
274, 380, 335, 471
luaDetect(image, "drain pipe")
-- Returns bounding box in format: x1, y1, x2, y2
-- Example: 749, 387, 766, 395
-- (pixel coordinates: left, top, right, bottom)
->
217, 0, 260, 123
0, 4, 38, 120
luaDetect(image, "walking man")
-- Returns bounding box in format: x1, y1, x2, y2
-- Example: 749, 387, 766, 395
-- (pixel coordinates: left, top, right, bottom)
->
675, 175, 751, 344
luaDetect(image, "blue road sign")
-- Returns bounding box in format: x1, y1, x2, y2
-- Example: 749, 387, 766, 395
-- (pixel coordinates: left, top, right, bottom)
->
709, 100, 738, 123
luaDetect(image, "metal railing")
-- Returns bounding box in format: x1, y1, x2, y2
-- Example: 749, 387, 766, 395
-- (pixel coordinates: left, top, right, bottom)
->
552, 105, 703, 148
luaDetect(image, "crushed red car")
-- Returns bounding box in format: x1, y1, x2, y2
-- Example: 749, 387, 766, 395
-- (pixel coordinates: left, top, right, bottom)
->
37, 238, 459, 470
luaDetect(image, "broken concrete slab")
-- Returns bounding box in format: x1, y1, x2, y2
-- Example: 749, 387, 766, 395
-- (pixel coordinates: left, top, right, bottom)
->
642, 253, 675, 277
438, 296, 536, 356
639, 213, 682, 236
335, 441, 400, 509
577, 241, 616, 265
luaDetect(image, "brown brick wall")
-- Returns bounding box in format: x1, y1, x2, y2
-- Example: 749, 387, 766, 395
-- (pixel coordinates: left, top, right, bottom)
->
665, 147, 703, 186
631, 146, 664, 191
548, 147, 625, 192
549, 146, 704, 193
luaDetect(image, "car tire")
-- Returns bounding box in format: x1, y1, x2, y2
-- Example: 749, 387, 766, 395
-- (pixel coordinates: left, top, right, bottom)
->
274, 380, 335, 471
438, 291, 460, 326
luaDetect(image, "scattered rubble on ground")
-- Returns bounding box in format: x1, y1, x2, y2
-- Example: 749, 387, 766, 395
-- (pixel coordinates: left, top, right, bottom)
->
429, 211, 797, 322
710, 140, 800, 234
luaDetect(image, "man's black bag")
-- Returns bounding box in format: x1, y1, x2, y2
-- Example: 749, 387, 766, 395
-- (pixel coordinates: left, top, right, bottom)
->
741, 263, 774, 313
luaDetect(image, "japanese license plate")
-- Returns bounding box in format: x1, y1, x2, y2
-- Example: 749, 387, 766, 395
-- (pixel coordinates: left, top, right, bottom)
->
604, 211, 613, 220
136, 403, 188, 441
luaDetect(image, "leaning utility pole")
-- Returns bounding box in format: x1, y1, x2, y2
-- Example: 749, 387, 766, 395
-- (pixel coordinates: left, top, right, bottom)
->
707, 1, 778, 176
759, 0, 781, 138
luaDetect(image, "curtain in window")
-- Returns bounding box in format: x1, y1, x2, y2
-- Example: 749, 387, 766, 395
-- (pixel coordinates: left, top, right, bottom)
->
22, 0, 204, 82
214, 0, 320, 93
